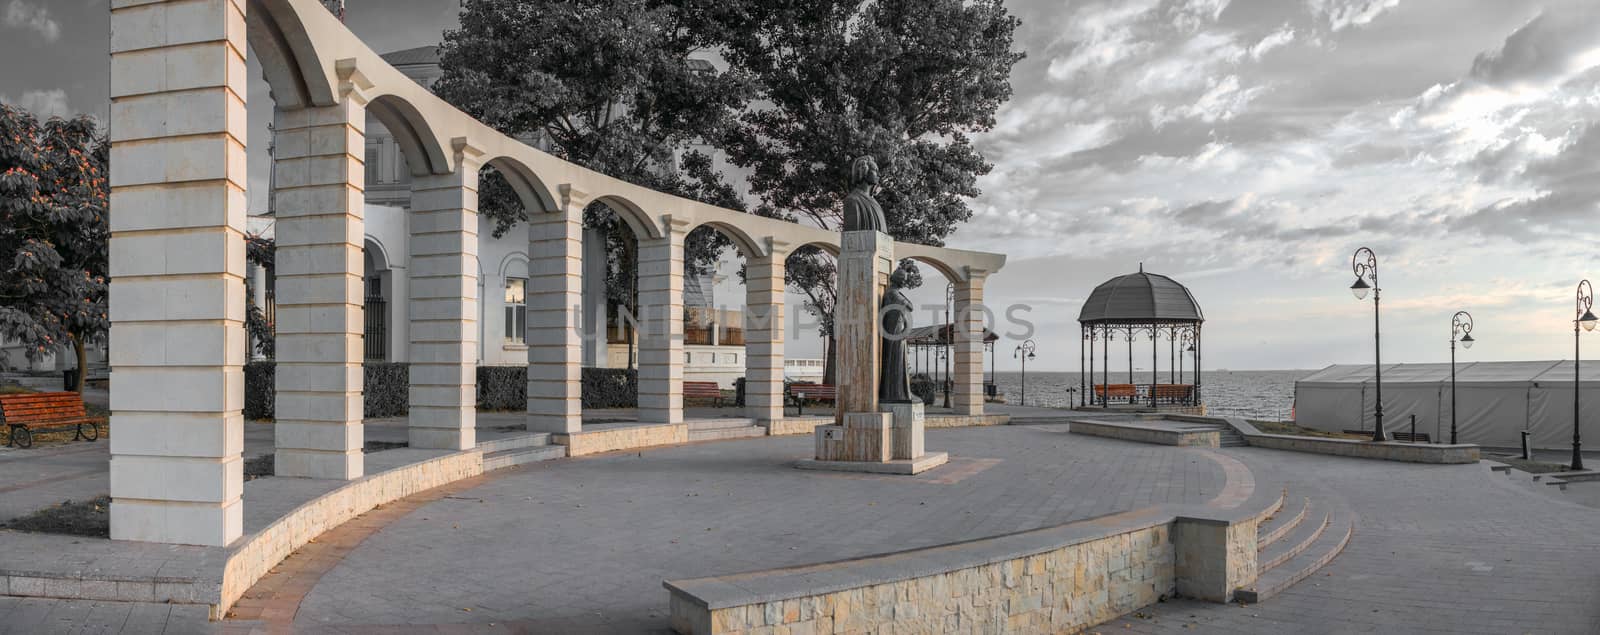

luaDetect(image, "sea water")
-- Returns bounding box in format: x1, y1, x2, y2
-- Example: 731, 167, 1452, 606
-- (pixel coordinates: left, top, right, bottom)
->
987, 370, 1315, 421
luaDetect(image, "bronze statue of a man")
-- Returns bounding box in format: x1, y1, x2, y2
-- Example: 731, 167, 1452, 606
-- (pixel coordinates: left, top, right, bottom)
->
880, 267, 914, 403
843, 155, 889, 234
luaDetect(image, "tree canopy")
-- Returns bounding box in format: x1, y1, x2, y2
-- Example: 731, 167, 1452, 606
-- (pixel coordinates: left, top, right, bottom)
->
0, 105, 109, 376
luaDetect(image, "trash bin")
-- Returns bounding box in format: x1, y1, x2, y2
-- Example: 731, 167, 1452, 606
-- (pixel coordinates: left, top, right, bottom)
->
734, 377, 746, 407
62, 368, 79, 392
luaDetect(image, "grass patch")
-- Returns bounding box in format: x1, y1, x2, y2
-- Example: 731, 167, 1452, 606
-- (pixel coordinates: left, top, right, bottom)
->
0, 383, 37, 395
1252, 420, 1369, 440
1, 496, 111, 538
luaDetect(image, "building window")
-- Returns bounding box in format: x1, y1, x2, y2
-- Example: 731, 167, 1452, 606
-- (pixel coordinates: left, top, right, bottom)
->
364, 148, 380, 186
504, 278, 526, 344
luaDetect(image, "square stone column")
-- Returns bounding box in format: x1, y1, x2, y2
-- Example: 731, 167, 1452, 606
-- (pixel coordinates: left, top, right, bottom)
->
836, 231, 894, 422
745, 245, 787, 425
106, 0, 248, 546
526, 185, 588, 434
637, 218, 687, 424
407, 155, 482, 450
269, 99, 367, 480
953, 271, 989, 416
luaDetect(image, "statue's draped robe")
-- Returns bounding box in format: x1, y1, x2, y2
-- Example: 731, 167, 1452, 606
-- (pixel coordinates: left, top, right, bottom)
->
880, 286, 913, 402
843, 188, 888, 233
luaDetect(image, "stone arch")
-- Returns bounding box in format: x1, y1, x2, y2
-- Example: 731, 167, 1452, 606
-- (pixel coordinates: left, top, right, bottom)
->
367, 94, 452, 177
245, 0, 338, 109
685, 220, 767, 260
788, 240, 841, 258
904, 255, 964, 283
498, 251, 530, 280
592, 194, 663, 240
482, 157, 559, 216
363, 235, 393, 272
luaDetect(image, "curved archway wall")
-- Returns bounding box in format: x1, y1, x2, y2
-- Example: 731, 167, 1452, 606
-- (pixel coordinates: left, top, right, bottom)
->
106, 0, 1004, 547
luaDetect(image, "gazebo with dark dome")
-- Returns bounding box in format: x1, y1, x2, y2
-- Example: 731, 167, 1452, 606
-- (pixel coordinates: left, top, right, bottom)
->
1077, 265, 1205, 410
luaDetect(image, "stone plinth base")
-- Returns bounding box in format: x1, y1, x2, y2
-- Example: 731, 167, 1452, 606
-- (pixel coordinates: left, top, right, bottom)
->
881, 401, 924, 460
796, 452, 949, 475
814, 412, 892, 462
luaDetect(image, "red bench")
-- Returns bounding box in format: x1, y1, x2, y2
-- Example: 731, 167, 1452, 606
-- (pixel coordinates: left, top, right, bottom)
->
787, 383, 837, 415
1, 392, 103, 449
1094, 384, 1137, 401
684, 381, 725, 407
1152, 384, 1194, 402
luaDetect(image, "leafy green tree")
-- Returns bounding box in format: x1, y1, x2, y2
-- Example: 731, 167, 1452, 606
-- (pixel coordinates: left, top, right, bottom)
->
0, 105, 109, 387
714, 0, 1023, 381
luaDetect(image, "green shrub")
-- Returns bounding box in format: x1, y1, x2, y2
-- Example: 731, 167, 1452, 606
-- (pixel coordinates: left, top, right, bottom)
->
583, 367, 636, 408
244, 361, 275, 420
477, 366, 526, 410
364, 362, 409, 418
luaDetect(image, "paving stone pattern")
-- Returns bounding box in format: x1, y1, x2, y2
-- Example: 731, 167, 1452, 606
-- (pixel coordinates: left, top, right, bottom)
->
291, 426, 1226, 632
1111, 447, 1600, 635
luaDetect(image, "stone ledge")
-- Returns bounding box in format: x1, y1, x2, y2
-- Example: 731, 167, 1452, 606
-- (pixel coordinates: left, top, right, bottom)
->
1068, 418, 1222, 447
925, 413, 1009, 428
664, 496, 1273, 634
554, 423, 689, 456
793, 452, 948, 475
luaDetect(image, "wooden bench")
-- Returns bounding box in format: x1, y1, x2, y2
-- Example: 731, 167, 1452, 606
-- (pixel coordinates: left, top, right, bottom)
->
1093, 384, 1137, 402
787, 383, 837, 415
1152, 384, 1194, 403
1, 392, 103, 449
684, 381, 725, 407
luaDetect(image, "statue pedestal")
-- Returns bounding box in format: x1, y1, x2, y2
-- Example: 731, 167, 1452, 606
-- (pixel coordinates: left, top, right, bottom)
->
834, 230, 894, 422
798, 231, 946, 475
799, 404, 946, 475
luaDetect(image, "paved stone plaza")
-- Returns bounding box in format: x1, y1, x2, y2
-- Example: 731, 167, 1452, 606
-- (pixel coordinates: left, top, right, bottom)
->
3, 422, 1600, 632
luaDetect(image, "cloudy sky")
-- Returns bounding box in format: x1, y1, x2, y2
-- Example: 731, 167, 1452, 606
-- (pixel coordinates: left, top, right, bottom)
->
6, 0, 1600, 372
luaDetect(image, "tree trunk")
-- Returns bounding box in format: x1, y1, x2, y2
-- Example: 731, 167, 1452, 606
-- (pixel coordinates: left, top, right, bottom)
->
68, 332, 87, 394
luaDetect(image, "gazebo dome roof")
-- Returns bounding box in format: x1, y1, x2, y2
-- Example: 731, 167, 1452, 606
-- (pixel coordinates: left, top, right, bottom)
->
1077, 266, 1203, 324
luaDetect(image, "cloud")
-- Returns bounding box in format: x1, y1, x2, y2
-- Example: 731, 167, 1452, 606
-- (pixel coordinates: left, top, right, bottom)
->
2, 0, 59, 42
1308, 0, 1401, 32
1249, 26, 1296, 60
1, 89, 70, 118
1468, 5, 1600, 89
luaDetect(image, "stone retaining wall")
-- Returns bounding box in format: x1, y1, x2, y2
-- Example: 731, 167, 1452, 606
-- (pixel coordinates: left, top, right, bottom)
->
924, 413, 1010, 428
767, 417, 831, 436
555, 423, 690, 456
219, 449, 488, 618
666, 506, 1262, 635
1242, 433, 1479, 464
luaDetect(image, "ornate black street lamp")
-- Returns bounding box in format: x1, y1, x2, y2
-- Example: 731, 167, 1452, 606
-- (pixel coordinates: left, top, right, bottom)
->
1014, 339, 1036, 407
1449, 311, 1475, 445
1574, 281, 1597, 470
1350, 247, 1385, 442
944, 283, 955, 409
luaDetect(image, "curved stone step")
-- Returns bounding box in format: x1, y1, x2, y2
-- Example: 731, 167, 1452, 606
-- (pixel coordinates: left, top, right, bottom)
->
476, 433, 551, 454
1257, 503, 1329, 572
1257, 495, 1310, 550
1236, 504, 1354, 604
483, 444, 565, 471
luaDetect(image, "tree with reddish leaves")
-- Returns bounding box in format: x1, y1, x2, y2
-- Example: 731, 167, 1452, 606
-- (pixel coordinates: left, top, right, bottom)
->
0, 105, 109, 388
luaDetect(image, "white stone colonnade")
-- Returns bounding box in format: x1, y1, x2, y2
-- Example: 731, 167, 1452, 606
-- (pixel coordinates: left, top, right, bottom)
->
106, 0, 1005, 547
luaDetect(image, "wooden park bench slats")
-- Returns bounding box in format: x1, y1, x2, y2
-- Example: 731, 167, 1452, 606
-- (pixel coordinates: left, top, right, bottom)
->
683, 381, 725, 407
0, 392, 103, 449
1094, 384, 1137, 400
787, 383, 837, 415
1152, 384, 1194, 402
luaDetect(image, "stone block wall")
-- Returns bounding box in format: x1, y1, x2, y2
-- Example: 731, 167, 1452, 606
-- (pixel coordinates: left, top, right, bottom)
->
670, 524, 1177, 635
1243, 433, 1479, 464
1068, 419, 1221, 447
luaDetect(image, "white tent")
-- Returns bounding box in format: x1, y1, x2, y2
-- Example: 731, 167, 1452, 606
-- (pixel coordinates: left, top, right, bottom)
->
1294, 361, 1600, 449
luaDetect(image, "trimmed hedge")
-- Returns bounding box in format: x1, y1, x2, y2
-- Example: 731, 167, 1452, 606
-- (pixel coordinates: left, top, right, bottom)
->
583, 367, 636, 408
364, 362, 409, 418
243, 362, 640, 417
244, 361, 275, 420
477, 366, 526, 411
